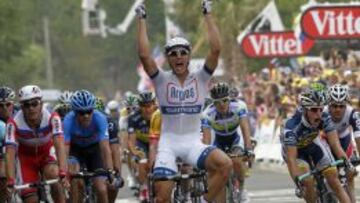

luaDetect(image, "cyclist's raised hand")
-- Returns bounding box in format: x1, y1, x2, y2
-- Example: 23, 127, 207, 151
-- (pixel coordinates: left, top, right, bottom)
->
135, 4, 147, 19
201, 0, 212, 15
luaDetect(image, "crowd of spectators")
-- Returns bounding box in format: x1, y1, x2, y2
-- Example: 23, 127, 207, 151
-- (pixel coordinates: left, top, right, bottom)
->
231, 49, 360, 138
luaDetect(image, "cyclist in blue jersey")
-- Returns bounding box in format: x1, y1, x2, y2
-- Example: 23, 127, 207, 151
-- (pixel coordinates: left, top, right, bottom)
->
202, 82, 253, 202
280, 88, 354, 203
64, 90, 114, 203
95, 97, 123, 203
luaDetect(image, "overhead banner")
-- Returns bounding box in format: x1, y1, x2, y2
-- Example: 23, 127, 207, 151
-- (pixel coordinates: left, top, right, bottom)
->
301, 6, 360, 39
241, 31, 314, 58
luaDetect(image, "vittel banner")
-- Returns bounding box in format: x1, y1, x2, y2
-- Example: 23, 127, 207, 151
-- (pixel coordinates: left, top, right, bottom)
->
241, 31, 314, 58
301, 6, 360, 39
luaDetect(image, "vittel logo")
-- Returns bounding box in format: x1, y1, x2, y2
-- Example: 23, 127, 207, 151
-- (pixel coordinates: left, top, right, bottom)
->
241, 31, 314, 58
301, 6, 360, 39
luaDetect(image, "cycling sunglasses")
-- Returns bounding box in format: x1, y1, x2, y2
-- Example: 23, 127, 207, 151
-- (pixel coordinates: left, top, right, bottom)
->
21, 100, 41, 109
214, 97, 230, 105
0, 102, 12, 108
330, 104, 346, 109
306, 107, 323, 113
167, 48, 189, 57
76, 109, 93, 116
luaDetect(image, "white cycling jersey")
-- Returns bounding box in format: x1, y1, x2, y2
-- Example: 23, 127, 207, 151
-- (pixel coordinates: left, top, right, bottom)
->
151, 65, 211, 137
324, 105, 360, 139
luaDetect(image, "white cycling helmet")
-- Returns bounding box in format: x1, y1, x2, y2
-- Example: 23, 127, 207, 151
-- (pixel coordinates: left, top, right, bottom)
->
164, 37, 191, 54
328, 84, 349, 104
18, 85, 42, 102
107, 100, 119, 110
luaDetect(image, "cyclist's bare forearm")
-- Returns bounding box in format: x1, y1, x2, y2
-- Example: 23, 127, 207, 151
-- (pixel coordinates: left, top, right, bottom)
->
355, 137, 360, 157
149, 138, 158, 167
110, 143, 121, 175
54, 136, 68, 171
202, 128, 212, 145
5, 147, 16, 179
286, 146, 301, 179
327, 131, 347, 159
100, 140, 114, 170
137, 16, 157, 76
239, 117, 252, 149
128, 133, 138, 156
204, 12, 221, 71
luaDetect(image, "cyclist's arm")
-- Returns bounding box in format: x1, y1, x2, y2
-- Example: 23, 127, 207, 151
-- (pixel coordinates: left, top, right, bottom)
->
202, 128, 212, 145
4, 122, 17, 181
326, 130, 347, 160
285, 146, 301, 180
51, 114, 68, 172
203, 10, 221, 72
99, 139, 114, 171
137, 12, 158, 77
128, 132, 139, 156
110, 141, 121, 175
149, 136, 159, 168
98, 115, 114, 170
239, 117, 252, 150
349, 110, 360, 155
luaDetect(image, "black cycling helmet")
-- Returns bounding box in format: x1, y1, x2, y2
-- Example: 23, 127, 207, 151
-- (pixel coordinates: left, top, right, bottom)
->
0, 86, 15, 102
210, 82, 230, 100
299, 88, 327, 108
138, 92, 156, 105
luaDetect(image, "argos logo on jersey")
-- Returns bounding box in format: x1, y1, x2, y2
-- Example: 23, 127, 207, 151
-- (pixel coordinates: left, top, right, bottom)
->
166, 79, 199, 105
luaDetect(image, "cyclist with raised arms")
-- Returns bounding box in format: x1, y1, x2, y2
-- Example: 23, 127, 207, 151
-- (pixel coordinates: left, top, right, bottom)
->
127, 91, 157, 202
280, 87, 354, 203
5, 85, 68, 203
136, 0, 232, 202
325, 84, 360, 202
201, 82, 253, 202
64, 90, 114, 203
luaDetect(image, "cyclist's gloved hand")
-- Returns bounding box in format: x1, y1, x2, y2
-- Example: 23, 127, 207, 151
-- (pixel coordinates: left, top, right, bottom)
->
135, 4, 147, 19
114, 175, 124, 188
6, 177, 15, 200
59, 169, 70, 190
201, 0, 212, 15
343, 158, 357, 177
294, 176, 302, 188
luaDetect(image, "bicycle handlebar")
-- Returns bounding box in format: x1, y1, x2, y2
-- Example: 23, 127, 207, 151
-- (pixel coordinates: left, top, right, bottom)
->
297, 159, 344, 182
14, 179, 59, 190
151, 170, 206, 182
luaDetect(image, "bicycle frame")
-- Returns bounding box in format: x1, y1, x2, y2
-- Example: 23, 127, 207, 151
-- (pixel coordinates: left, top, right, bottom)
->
13, 179, 59, 203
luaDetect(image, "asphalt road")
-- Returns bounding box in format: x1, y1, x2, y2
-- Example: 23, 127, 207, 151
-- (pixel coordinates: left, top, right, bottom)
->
115, 163, 360, 203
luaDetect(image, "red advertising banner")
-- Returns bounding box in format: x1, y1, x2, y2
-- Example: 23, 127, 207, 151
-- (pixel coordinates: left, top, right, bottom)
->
301, 6, 360, 39
241, 31, 314, 58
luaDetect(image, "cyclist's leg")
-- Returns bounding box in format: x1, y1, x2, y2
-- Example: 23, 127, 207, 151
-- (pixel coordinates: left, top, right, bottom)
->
312, 138, 351, 203
68, 151, 84, 202
136, 141, 150, 201
42, 149, 66, 203
18, 154, 39, 203
339, 136, 356, 203
283, 145, 316, 202
153, 147, 177, 203
188, 142, 232, 202
0, 158, 7, 202
89, 144, 109, 203
296, 159, 317, 203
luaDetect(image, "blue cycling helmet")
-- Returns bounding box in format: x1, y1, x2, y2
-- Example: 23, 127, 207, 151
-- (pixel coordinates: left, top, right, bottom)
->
71, 90, 96, 111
